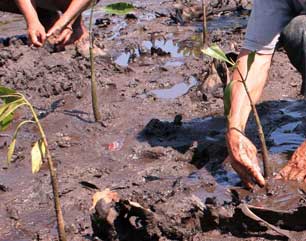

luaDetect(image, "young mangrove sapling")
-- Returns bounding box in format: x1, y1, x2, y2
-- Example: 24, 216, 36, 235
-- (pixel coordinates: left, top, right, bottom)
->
0, 86, 67, 241
202, 45, 272, 178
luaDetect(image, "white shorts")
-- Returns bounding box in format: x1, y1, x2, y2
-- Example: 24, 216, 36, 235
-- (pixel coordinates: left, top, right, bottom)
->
244, 0, 306, 54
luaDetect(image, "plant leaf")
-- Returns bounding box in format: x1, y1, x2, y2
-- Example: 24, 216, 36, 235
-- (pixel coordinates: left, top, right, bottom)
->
247, 51, 256, 73
7, 120, 34, 163
202, 44, 234, 66
0, 113, 13, 131
7, 138, 16, 163
103, 2, 134, 15
31, 140, 46, 174
0, 86, 19, 104
224, 80, 235, 116
0, 99, 25, 123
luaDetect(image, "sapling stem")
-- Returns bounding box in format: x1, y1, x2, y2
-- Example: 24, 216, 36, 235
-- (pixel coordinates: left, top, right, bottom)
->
23, 97, 67, 241
89, 0, 102, 122
202, 0, 208, 46
235, 68, 272, 177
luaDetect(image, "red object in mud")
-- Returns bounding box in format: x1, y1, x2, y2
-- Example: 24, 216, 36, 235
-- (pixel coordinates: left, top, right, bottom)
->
108, 139, 124, 151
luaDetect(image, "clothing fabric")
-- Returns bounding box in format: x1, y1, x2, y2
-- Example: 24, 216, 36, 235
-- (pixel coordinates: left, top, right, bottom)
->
35, 0, 58, 11
244, 0, 306, 54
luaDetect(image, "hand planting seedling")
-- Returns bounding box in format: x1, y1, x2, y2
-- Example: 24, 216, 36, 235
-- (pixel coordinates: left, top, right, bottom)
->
202, 45, 271, 187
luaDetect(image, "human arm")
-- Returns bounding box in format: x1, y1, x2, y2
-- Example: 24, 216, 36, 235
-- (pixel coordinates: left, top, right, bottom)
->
276, 141, 306, 182
14, 0, 46, 46
46, 0, 92, 38
226, 50, 272, 188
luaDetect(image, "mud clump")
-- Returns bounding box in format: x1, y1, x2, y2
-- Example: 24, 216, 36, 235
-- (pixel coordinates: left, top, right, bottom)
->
0, 39, 114, 98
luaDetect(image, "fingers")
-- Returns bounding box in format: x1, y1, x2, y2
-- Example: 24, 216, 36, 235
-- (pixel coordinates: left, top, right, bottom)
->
46, 26, 73, 47
237, 139, 266, 187
40, 31, 46, 45
54, 28, 73, 45
233, 158, 265, 188
231, 159, 254, 189
294, 170, 306, 182
46, 26, 58, 38
29, 30, 44, 47
226, 131, 266, 188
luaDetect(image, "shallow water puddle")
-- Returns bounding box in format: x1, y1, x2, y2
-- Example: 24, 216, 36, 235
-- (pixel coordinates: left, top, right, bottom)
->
114, 48, 141, 67
147, 76, 198, 99
269, 121, 304, 154
207, 15, 248, 30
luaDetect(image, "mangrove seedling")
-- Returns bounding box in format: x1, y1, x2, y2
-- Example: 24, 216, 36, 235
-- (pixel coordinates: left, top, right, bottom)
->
202, 45, 272, 178
0, 86, 67, 241
88, 1, 135, 122
202, 0, 208, 47
89, 0, 102, 122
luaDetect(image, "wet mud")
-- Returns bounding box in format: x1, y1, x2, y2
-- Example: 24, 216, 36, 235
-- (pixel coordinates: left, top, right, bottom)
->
0, 0, 306, 240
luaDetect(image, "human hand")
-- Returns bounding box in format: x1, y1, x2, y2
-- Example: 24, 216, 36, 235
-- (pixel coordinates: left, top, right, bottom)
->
47, 25, 74, 46
226, 128, 266, 189
27, 21, 46, 47
276, 140, 306, 182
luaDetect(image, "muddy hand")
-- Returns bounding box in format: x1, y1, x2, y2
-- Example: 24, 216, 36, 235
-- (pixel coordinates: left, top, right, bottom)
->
226, 129, 266, 189
276, 140, 306, 182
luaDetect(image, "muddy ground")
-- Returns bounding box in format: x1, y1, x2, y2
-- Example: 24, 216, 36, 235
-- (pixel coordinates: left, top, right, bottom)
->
0, 0, 306, 240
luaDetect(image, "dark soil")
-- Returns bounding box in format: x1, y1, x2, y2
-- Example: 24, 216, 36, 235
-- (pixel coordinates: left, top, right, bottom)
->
0, 0, 305, 240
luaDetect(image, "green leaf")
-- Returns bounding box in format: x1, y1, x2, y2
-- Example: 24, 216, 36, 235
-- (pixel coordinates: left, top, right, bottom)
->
31, 140, 46, 174
247, 51, 256, 73
0, 86, 19, 104
0, 99, 25, 123
224, 81, 235, 116
103, 2, 134, 15
7, 138, 16, 163
7, 120, 34, 163
202, 44, 235, 66
0, 114, 13, 131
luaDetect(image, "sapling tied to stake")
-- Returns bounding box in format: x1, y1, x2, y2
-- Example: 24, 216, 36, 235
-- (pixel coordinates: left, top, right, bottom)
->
202, 45, 272, 178
0, 86, 67, 241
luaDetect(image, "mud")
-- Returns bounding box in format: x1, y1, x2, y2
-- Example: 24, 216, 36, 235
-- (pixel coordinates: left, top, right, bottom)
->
0, 0, 305, 240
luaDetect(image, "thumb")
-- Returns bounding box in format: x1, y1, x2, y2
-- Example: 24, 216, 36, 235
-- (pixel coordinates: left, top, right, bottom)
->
30, 32, 43, 47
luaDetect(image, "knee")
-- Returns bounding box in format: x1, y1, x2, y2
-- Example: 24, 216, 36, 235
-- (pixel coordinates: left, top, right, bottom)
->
282, 15, 306, 45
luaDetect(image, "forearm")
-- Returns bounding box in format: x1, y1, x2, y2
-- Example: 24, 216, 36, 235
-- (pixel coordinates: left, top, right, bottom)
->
54, 0, 92, 30
227, 51, 272, 131
14, 0, 40, 26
